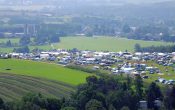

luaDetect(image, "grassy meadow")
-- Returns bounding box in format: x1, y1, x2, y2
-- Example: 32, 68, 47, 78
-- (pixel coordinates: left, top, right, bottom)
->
0, 38, 19, 43
0, 36, 173, 53
34, 37, 173, 52
54, 37, 171, 52
0, 59, 91, 85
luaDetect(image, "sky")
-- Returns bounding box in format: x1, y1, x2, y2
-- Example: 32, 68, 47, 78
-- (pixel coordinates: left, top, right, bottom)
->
0, 0, 173, 5
112, 0, 172, 4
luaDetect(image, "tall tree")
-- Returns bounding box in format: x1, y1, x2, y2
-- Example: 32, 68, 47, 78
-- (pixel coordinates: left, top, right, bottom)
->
19, 37, 31, 46
0, 98, 4, 109
134, 76, 144, 99
6, 40, 12, 47
85, 99, 106, 110
134, 43, 141, 52
122, 24, 131, 33
147, 82, 163, 109
13, 46, 30, 53
49, 35, 60, 43
164, 85, 175, 109
46, 98, 62, 110
126, 75, 132, 90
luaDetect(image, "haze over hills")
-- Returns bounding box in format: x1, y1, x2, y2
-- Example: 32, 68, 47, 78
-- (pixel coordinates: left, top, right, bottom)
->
0, 0, 174, 21
0, 0, 174, 24
50, 0, 175, 20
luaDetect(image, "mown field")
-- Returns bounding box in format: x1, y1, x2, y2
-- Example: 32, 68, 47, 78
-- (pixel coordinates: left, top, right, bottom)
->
0, 59, 92, 101
0, 59, 91, 85
0, 36, 173, 53
0, 73, 75, 101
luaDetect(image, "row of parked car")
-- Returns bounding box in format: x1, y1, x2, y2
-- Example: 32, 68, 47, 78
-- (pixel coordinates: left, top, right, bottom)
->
156, 78, 175, 85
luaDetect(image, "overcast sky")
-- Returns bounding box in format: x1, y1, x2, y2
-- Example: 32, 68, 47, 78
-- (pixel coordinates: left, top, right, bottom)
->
0, 0, 173, 5
114, 0, 172, 4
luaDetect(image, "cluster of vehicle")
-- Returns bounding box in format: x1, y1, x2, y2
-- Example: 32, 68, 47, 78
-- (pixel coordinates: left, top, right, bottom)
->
1, 50, 175, 85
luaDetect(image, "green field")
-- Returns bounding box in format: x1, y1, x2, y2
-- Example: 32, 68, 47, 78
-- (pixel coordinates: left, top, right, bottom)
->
0, 59, 91, 85
0, 38, 19, 53
32, 37, 173, 52
55, 37, 173, 52
0, 37, 173, 53
0, 73, 75, 101
0, 38, 19, 43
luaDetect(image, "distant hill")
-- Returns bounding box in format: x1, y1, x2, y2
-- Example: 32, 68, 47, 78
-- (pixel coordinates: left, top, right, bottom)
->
51, 0, 175, 20
0, 0, 175, 20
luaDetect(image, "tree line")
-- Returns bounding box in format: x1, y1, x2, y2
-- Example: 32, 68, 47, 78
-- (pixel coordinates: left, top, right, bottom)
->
1, 75, 175, 110
1, 16, 175, 43
135, 43, 175, 53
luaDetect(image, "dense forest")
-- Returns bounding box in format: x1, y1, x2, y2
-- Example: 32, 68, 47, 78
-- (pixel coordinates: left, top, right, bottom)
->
1, 75, 175, 110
